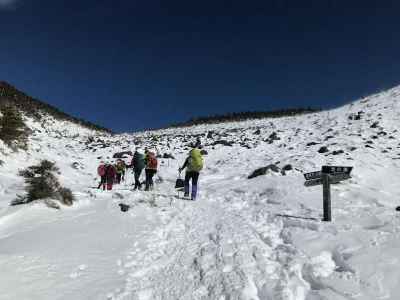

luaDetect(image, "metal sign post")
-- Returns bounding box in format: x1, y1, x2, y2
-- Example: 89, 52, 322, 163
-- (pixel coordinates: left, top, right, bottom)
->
304, 166, 353, 222
322, 173, 331, 221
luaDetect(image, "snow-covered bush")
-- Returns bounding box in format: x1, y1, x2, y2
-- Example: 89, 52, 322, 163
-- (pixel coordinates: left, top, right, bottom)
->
12, 160, 75, 207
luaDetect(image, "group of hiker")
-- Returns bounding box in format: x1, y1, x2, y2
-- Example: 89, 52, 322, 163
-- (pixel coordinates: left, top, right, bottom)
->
97, 158, 126, 191
96, 143, 204, 200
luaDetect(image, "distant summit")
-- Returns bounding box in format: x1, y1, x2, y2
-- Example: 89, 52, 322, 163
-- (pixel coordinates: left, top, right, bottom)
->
0, 81, 111, 133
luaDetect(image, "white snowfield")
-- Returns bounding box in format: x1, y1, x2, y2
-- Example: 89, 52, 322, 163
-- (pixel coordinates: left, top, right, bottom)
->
1, 87, 400, 300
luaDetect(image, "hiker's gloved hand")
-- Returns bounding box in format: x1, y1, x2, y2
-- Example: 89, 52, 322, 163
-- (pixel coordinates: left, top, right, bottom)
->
178, 167, 182, 173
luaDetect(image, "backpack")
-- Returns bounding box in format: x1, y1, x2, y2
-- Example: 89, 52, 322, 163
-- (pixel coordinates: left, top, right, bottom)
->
98, 164, 106, 176
175, 176, 185, 191
188, 149, 203, 172
116, 161, 125, 173
133, 152, 145, 170
106, 165, 116, 178
147, 152, 158, 170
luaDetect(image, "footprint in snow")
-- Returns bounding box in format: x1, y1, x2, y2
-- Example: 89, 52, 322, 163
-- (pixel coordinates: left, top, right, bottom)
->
69, 264, 87, 279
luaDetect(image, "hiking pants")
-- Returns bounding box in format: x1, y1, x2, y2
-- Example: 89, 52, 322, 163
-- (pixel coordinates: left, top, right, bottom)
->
145, 169, 157, 191
106, 176, 114, 190
98, 175, 106, 190
134, 168, 143, 189
116, 173, 122, 184
185, 171, 199, 199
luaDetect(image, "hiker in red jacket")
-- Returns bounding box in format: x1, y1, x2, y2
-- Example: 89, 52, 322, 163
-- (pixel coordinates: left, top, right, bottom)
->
144, 150, 158, 191
97, 161, 106, 191
105, 163, 117, 191
97, 162, 107, 190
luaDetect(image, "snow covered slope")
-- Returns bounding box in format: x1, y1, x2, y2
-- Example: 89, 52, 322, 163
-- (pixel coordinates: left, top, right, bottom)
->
1, 86, 400, 300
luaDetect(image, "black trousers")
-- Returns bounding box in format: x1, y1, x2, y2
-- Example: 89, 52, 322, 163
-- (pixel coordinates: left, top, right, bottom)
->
116, 173, 122, 184
134, 168, 143, 189
145, 169, 157, 190
184, 171, 200, 198
98, 175, 106, 189
185, 171, 199, 186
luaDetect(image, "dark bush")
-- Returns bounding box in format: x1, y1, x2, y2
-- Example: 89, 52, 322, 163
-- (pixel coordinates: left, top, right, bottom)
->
13, 160, 75, 207
0, 105, 28, 150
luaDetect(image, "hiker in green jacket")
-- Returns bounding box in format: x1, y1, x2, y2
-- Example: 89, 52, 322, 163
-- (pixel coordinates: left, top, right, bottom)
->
179, 142, 203, 200
115, 159, 126, 184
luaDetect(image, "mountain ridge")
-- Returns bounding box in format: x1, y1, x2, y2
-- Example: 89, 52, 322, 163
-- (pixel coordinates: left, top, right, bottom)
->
0, 81, 111, 133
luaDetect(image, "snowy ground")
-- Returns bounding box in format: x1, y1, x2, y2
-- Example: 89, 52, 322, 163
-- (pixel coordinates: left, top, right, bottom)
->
1, 86, 400, 299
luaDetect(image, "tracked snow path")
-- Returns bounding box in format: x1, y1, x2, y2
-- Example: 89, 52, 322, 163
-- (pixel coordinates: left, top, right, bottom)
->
111, 174, 312, 300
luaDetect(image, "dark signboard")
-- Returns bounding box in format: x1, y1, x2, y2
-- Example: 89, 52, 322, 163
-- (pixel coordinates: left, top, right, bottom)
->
321, 166, 353, 175
304, 171, 322, 181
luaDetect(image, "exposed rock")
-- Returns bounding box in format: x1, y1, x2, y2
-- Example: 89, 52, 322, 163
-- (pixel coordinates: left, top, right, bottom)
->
268, 132, 280, 141
200, 150, 208, 155
318, 146, 329, 153
248, 164, 280, 179
306, 142, 319, 147
370, 121, 379, 128
113, 151, 133, 158
212, 140, 234, 147
71, 162, 82, 170
163, 153, 175, 159
332, 150, 344, 155
119, 203, 130, 212
282, 164, 293, 171
348, 111, 363, 120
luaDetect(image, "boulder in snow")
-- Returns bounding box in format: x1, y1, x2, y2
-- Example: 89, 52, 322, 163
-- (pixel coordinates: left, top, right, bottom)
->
318, 146, 329, 153
248, 164, 280, 179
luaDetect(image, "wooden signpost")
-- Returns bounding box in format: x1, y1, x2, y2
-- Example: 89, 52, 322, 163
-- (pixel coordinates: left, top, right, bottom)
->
304, 166, 353, 222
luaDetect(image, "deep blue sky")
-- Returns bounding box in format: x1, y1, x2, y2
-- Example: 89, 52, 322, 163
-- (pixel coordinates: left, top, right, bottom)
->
1, 0, 400, 132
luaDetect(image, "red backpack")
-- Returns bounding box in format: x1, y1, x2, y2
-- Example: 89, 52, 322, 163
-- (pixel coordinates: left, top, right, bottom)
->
98, 164, 106, 176
147, 152, 158, 170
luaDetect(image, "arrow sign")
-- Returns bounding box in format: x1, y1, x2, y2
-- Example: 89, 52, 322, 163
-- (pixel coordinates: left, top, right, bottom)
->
304, 178, 323, 187
303, 171, 322, 180
304, 173, 352, 187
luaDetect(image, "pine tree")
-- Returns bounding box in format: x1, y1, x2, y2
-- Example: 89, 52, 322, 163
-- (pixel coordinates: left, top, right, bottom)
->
13, 160, 75, 207
0, 105, 28, 149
